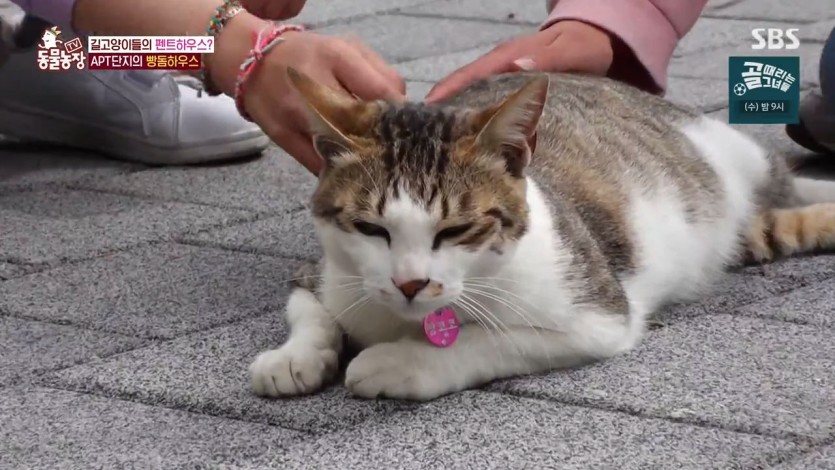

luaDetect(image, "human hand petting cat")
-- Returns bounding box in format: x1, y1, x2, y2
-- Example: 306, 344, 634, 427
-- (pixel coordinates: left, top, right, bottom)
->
425, 20, 614, 103
240, 31, 406, 174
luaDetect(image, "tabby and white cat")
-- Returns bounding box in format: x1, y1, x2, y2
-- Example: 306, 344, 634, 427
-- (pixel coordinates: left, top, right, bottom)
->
249, 68, 835, 401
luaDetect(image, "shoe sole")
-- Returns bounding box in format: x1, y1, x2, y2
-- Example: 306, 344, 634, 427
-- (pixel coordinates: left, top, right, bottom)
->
785, 120, 835, 156
0, 101, 271, 165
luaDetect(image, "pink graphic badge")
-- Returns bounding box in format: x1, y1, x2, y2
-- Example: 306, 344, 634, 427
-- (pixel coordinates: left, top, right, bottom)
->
423, 307, 459, 347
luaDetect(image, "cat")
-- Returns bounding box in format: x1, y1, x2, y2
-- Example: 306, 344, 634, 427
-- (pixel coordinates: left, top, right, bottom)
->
248, 67, 835, 401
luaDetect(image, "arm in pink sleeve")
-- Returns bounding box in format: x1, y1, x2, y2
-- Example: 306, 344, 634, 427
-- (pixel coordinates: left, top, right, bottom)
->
8, 0, 77, 29
543, 0, 708, 93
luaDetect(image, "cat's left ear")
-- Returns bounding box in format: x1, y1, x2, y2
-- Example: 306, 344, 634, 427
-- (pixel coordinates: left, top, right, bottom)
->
285, 67, 378, 166
474, 75, 549, 177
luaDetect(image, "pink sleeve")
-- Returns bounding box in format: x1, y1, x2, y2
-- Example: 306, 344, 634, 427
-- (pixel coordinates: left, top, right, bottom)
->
543, 0, 708, 93
9, 0, 77, 29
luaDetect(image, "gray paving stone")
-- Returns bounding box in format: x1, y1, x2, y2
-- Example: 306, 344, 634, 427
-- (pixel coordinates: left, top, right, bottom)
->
0, 387, 305, 469
44, 315, 415, 433
395, 44, 495, 82
0, 188, 251, 265
318, 14, 529, 63
491, 314, 835, 441
296, 0, 432, 25
399, 0, 544, 24
669, 41, 824, 89
703, 0, 835, 22
0, 317, 144, 386
704, 0, 742, 13
657, 266, 807, 322
406, 80, 434, 101
79, 149, 315, 213
675, 18, 791, 58
0, 262, 25, 280
183, 210, 321, 260
0, 244, 295, 339
0, 147, 138, 193
271, 392, 796, 470
734, 280, 835, 327
775, 445, 835, 469
756, 253, 835, 284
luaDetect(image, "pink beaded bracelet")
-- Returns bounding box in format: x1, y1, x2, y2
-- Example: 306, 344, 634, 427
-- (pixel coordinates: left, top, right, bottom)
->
234, 23, 305, 121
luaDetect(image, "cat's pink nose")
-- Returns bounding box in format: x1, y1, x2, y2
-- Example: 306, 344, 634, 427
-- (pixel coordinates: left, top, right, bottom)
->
394, 278, 429, 300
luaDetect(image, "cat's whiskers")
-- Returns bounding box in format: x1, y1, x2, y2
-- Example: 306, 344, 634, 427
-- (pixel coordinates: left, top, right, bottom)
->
312, 281, 365, 295
331, 293, 371, 326
279, 274, 364, 284
463, 280, 562, 332
452, 297, 504, 364
460, 292, 526, 361
463, 285, 551, 364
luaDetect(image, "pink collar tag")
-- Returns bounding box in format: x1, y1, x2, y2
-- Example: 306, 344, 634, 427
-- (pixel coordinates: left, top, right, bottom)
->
423, 307, 459, 347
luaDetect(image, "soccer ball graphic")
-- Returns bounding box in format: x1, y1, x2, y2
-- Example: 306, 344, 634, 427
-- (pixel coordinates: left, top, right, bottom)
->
733, 83, 747, 96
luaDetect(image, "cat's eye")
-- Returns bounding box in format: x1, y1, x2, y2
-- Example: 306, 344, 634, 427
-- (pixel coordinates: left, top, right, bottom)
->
353, 221, 390, 243
432, 223, 473, 250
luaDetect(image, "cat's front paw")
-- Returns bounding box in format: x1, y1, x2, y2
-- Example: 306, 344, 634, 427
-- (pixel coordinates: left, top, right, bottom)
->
345, 341, 458, 401
248, 343, 338, 397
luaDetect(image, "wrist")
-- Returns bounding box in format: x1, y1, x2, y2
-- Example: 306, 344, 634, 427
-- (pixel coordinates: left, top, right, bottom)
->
205, 11, 271, 96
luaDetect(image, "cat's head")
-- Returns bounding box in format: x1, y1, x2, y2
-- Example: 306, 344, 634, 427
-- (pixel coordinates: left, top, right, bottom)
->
288, 68, 549, 320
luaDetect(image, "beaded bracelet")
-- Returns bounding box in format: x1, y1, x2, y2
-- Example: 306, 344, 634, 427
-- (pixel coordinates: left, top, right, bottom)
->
199, 0, 245, 96
234, 23, 305, 121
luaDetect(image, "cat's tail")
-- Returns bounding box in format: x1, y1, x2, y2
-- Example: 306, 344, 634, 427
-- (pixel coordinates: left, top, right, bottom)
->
745, 202, 835, 262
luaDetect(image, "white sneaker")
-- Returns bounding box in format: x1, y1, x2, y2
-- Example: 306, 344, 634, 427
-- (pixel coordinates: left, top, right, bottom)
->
0, 45, 270, 165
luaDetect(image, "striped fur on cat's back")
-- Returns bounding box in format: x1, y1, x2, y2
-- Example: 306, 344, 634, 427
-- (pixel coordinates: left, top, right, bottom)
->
248, 69, 835, 401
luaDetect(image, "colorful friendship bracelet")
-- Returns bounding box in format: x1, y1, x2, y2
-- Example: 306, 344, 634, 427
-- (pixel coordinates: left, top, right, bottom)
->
199, 0, 245, 96
233, 23, 305, 121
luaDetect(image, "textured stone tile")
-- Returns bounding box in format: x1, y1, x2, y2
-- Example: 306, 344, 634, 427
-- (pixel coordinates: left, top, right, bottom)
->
395, 44, 495, 81
754, 253, 835, 284
656, 267, 806, 322
669, 41, 823, 88
297, 0, 432, 25
319, 15, 529, 63
0, 317, 144, 386
0, 244, 294, 339
270, 392, 795, 470
734, 280, 835, 327
399, 0, 544, 24
0, 188, 250, 264
706, 107, 815, 158
675, 18, 789, 58
80, 149, 315, 213
799, 19, 835, 42
0, 262, 25, 280
666, 76, 729, 111
704, 0, 742, 13
775, 445, 835, 469
0, 387, 305, 469
182, 210, 321, 260
0, 146, 138, 193
44, 315, 414, 433
703, 0, 835, 22
491, 314, 835, 441
406, 80, 434, 101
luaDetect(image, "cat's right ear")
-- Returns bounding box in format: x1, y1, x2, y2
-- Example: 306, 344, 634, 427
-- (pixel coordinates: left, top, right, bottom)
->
285, 67, 374, 165
474, 75, 549, 177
